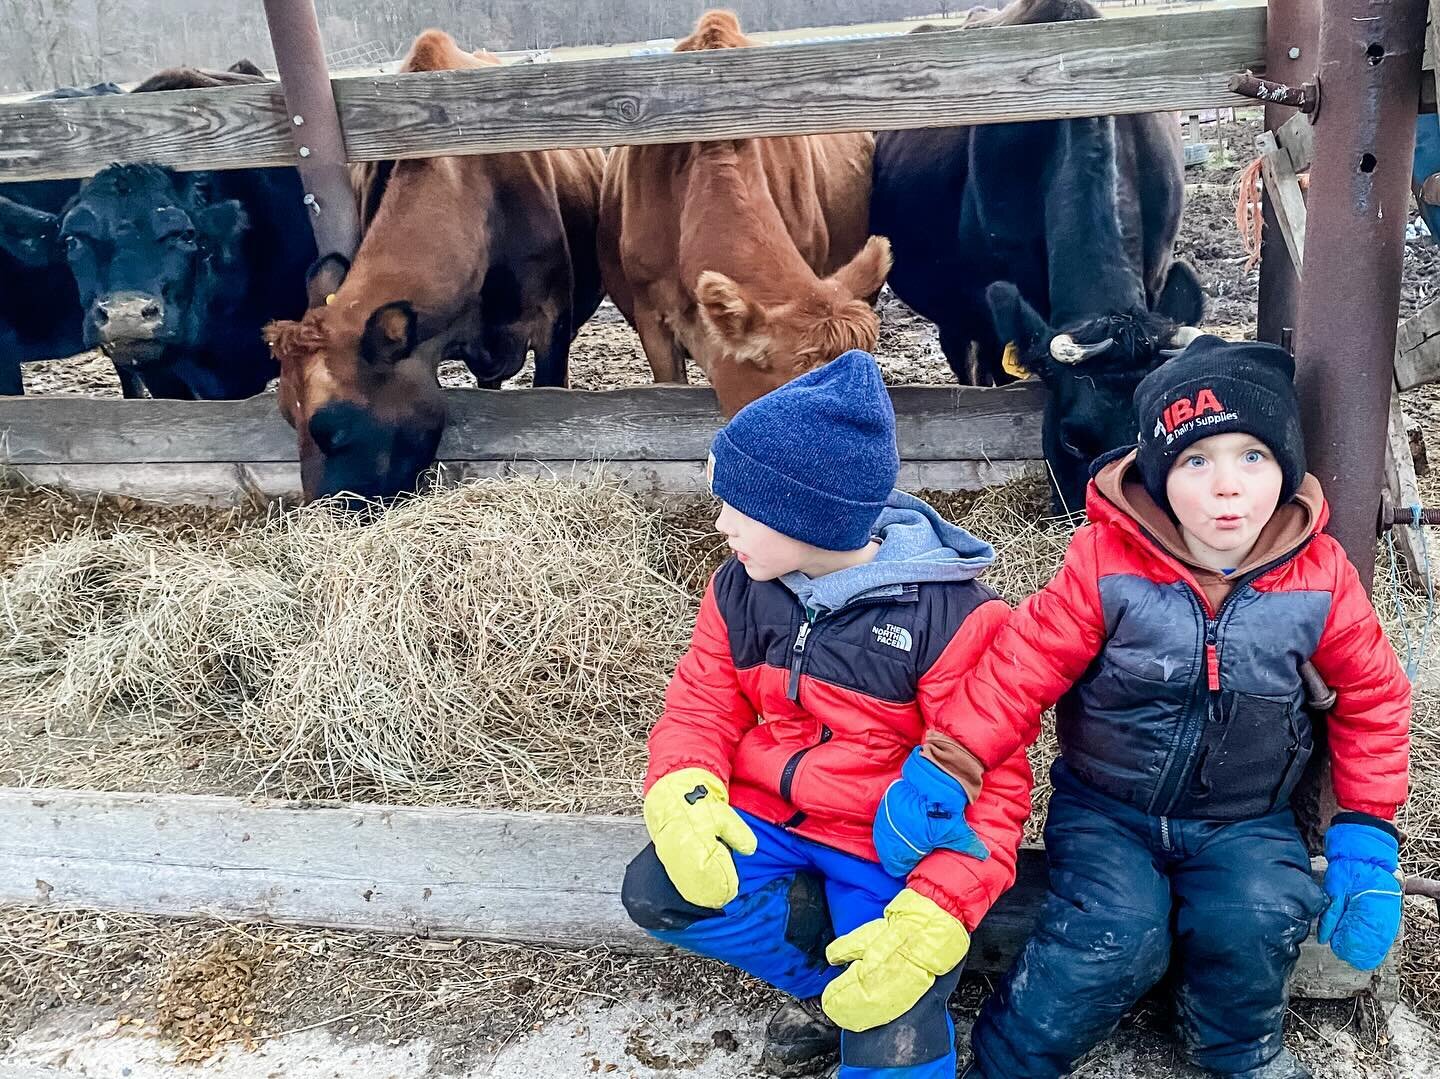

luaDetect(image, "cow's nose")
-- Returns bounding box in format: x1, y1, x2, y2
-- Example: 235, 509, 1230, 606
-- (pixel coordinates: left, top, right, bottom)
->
94, 293, 164, 340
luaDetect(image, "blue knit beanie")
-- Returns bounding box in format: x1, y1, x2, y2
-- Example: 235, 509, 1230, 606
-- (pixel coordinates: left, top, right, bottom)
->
710, 350, 898, 551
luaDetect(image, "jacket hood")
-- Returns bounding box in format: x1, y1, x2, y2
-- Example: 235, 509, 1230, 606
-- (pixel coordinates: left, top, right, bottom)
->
782, 490, 995, 614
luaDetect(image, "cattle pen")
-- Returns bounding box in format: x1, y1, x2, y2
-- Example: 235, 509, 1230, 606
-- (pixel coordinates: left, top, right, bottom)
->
1, 0, 1439, 1057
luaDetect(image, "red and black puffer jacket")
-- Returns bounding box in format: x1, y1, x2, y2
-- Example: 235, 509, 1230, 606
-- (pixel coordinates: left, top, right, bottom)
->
644, 557, 1034, 931
938, 468, 1411, 824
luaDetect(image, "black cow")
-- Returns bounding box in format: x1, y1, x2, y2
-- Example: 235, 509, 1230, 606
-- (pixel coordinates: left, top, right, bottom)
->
871, 0, 1206, 512
57, 161, 316, 398
0, 83, 124, 396
2, 65, 313, 399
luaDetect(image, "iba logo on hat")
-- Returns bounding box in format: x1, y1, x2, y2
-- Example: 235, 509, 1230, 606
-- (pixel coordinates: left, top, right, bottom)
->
1152, 387, 1237, 442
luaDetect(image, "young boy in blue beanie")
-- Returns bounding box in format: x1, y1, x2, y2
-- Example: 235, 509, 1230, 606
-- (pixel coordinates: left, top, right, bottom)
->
927, 337, 1410, 1079
620, 350, 1034, 1078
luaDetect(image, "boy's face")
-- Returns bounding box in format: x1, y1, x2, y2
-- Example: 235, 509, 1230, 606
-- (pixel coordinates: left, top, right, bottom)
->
715, 501, 819, 581
1165, 431, 1283, 568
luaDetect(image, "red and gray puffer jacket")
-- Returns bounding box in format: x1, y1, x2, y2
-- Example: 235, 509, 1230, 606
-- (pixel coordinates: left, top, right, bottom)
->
940, 452, 1411, 826
644, 493, 1034, 931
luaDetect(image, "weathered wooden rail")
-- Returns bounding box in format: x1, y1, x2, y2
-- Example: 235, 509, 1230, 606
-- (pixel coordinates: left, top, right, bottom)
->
0, 9, 1267, 181
0, 384, 1047, 501
0, 787, 1393, 999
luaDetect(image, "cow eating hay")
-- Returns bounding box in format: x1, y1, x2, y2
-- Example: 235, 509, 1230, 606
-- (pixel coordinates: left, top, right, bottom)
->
0, 478, 700, 811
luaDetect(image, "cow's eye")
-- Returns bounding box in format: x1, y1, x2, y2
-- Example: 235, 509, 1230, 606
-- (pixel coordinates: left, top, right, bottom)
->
174, 228, 197, 246
63, 234, 84, 252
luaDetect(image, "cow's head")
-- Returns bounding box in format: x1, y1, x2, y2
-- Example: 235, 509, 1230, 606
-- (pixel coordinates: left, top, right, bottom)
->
61, 164, 248, 369
988, 261, 1206, 513
693, 236, 892, 415
264, 254, 446, 509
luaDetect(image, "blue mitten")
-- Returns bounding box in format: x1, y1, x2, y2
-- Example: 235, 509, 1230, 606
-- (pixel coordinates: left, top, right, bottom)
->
1317, 814, 1403, 972
873, 747, 989, 877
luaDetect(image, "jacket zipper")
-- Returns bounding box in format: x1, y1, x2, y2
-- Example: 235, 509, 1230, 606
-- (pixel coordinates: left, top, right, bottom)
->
1148, 538, 1315, 816
780, 724, 832, 802
776, 590, 906, 808
786, 618, 813, 702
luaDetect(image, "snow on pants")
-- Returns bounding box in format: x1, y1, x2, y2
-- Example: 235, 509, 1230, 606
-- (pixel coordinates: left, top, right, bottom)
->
622, 809, 963, 1078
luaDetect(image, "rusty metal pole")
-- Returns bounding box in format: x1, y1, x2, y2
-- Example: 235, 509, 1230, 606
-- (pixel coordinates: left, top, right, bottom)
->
1295, 0, 1427, 588
1290, 0, 1426, 852
1255, 0, 1319, 346
262, 0, 360, 260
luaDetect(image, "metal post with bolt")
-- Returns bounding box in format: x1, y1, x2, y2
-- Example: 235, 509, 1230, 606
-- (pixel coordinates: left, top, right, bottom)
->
1255, 0, 1319, 347
262, 0, 360, 261
1294, 0, 1428, 588
1287, 0, 1428, 856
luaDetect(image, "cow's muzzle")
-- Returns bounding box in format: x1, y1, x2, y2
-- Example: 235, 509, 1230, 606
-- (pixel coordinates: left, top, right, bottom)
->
94, 292, 165, 344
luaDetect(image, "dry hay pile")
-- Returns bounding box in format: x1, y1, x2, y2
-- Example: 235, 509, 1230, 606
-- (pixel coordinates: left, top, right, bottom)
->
0, 477, 707, 811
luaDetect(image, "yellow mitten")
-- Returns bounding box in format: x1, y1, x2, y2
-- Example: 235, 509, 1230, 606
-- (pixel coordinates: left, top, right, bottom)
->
642, 768, 758, 909
821, 888, 971, 1032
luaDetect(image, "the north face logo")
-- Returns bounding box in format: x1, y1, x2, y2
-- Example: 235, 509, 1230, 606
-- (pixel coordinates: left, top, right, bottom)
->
872, 624, 913, 652
1160, 388, 1226, 434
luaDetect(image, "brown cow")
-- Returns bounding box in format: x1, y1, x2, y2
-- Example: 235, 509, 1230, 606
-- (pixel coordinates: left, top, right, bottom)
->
598, 10, 890, 417
264, 29, 604, 507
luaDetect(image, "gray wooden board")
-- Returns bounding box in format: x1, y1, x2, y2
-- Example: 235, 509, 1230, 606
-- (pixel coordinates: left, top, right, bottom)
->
0, 10, 1266, 181
0, 385, 1045, 467
7, 459, 1043, 504
0, 787, 1390, 997
1395, 297, 1440, 391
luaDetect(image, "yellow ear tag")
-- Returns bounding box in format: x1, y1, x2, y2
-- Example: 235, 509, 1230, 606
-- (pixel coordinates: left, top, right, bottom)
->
1001, 341, 1031, 380
324, 292, 336, 306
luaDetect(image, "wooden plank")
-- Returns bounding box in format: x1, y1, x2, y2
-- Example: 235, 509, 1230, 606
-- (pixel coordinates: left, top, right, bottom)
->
0, 384, 1045, 467
0, 10, 1266, 182
1257, 129, 1308, 271
1394, 296, 1440, 391
1275, 111, 1316, 173
0, 787, 1389, 997
8, 459, 1043, 505
1386, 388, 1430, 589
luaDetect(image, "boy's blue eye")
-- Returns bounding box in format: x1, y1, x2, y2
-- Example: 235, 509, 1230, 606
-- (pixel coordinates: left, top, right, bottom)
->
1184, 455, 1206, 468
1243, 449, 1266, 464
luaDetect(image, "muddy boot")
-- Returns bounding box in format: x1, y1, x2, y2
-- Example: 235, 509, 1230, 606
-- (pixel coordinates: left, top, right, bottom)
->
761, 996, 840, 1077
1216, 1048, 1314, 1079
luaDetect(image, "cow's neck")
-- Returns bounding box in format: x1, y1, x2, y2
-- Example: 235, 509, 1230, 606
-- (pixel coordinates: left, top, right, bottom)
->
348, 157, 493, 323
678, 141, 826, 306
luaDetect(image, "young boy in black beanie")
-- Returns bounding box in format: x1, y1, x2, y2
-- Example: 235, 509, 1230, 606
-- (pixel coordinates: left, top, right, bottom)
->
925, 337, 1410, 1078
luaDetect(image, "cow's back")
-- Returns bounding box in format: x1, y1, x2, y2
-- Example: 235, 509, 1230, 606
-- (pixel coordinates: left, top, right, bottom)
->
604, 133, 872, 302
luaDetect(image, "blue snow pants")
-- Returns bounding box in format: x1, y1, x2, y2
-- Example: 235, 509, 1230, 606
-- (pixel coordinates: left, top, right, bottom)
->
622, 810, 963, 1077
969, 762, 1327, 1078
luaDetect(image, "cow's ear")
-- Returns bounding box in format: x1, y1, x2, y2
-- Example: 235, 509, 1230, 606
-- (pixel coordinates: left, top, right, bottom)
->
361, 302, 418, 366
1155, 259, 1207, 328
305, 253, 352, 309
0, 203, 62, 268
825, 235, 892, 303
986, 281, 1050, 358
195, 198, 248, 252
696, 271, 765, 342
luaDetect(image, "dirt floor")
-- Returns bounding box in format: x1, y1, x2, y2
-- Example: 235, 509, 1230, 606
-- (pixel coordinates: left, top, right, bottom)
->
9, 114, 1440, 1075
0, 906, 1419, 1079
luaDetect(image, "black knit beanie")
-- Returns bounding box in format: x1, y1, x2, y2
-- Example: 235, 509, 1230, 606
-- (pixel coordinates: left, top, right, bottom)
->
1134, 335, 1306, 510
